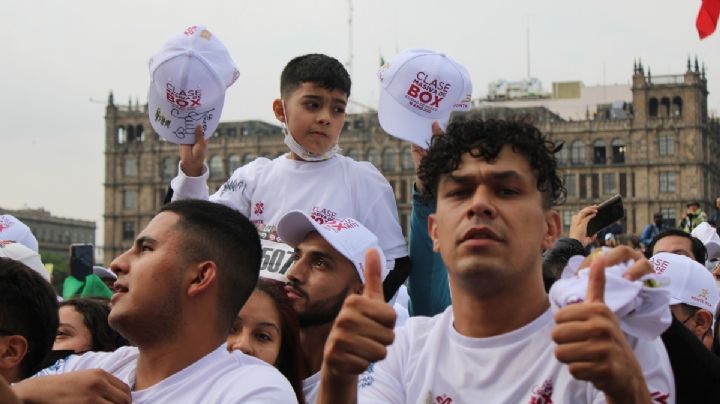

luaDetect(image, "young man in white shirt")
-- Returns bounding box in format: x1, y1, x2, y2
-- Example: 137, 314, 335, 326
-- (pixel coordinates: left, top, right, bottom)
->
13, 200, 295, 403
318, 119, 674, 403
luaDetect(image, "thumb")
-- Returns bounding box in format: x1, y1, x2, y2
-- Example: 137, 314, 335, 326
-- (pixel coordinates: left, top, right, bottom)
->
586, 256, 606, 303
431, 121, 445, 136
362, 248, 384, 301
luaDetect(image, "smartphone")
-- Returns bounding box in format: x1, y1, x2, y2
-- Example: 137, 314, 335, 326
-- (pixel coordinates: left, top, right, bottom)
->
69, 244, 94, 281
586, 194, 625, 236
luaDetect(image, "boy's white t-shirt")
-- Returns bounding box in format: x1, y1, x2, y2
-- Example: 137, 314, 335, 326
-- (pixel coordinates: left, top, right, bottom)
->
357, 307, 675, 404
171, 154, 407, 279
37, 345, 296, 403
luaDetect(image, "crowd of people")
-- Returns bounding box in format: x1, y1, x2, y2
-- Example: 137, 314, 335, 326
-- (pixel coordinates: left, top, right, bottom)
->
2, 26, 720, 403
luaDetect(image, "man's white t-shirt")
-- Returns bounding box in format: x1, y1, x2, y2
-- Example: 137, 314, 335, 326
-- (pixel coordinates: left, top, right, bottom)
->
358, 307, 675, 404
171, 154, 407, 279
38, 345, 296, 403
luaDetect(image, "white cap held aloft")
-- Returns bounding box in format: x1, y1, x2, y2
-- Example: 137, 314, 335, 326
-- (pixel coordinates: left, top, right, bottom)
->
0, 241, 50, 282
148, 25, 239, 144
276, 210, 387, 284
377, 48, 472, 147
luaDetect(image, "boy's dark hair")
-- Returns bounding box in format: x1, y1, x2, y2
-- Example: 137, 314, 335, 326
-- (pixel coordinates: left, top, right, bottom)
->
0, 257, 59, 379
159, 200, 262, 333
418, 119, 566, 209
59, 298, 128, 352
646, 228, 707, 264
280, 54, 351, 98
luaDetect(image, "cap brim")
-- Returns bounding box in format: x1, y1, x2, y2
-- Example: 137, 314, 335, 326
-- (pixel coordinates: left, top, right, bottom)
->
147, 80, 224, 145
277, 211, 321, 247
378, 88, 447, 148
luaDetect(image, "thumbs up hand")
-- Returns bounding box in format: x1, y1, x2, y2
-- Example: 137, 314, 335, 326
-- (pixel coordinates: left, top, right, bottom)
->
551, 246, 653, 403
322, 248, 397, 378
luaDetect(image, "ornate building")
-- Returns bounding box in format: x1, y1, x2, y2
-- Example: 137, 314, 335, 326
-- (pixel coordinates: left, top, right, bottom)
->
103, 58, 720, 263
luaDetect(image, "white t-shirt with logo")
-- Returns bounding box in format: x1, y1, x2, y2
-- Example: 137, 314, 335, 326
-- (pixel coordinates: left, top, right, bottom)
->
37, 345, 296, 403
357, 307, 674, 404
171, 154, 407, 279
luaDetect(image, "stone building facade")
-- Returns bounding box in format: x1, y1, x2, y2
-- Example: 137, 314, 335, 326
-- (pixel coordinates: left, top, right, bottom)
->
103, 59, 720, 262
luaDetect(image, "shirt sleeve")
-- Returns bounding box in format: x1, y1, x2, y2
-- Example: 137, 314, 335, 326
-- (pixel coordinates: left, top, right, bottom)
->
407, 185, 451, 317
171, 160, 265, 218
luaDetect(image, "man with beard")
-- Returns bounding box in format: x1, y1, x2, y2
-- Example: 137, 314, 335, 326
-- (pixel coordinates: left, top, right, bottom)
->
12, 200, 295, 403
276, 210, 388, 404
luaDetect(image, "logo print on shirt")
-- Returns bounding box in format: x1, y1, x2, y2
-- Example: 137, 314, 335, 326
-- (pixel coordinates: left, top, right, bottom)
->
254, 202, 265, 216
529, 379, 553, 404
435, 394, 453, 404
310, 207, 337, 225
650, 391, 669, 404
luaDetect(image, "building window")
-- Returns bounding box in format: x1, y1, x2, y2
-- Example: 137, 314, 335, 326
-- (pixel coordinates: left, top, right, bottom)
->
401, 147, 414, 171
226, 127, 237, 136
593, 140, 606, 164
672, 96, 683, 117
611, 139, 625, 163
660, 97, 670, 118
556, 142, 568, 166
124, 157, 138, 177
649, 98, 658, 117
602, 173, 617, 194
658, 134, 675, 156
659, 172, 677, 193
564, 174, 576, 198
117, 126, 126, 144
367, 149, 381, 168
660, 208, 677, 228
228, 155, 242, 173
160, 157, 176, 181
122, 222, 135, 241
382, 148, 398, 172
571, 141, 585, 165
209, 155, 225, 180
123, 190, 137, 209
562, 210, 573, 232
243, 153, 255, 165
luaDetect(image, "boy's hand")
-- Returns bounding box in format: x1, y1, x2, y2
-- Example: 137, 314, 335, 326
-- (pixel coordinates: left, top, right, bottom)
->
12, 369, 131, 403
179, 125, 207, 177
413, 121, 444, 193
552, 247, 652, 403
322, 248, 396, 379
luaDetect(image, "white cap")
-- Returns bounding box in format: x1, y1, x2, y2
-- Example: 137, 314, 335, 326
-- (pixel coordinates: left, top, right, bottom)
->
148, 25, 239, 144
604, 233, 615, 242
0, 215, 39, 252
0, 240, 50, 282
276, 210, 387, 283
377, 48, 472, 147
691, 222, 720, 260
650, 252, 719, 312
93, 265, 117, 281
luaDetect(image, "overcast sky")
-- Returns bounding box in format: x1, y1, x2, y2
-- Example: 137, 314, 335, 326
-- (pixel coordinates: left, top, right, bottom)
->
2, 0, 717, 249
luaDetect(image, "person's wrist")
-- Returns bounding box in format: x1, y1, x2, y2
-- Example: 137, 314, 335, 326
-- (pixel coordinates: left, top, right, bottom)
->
180, 162, 203, 177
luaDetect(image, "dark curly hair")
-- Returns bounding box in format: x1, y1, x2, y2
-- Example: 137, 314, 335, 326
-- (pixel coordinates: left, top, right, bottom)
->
418, 119, 566, 209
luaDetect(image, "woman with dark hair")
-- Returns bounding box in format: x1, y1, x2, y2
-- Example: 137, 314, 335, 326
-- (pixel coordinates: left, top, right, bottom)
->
53, 298, 128, 353
227, 278, 305, 404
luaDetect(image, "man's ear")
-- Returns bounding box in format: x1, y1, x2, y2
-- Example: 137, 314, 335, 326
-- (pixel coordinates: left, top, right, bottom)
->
272, 98, 285, 123
0, 335, 28, 372
428, 213, 441, 253
187, 261, 218, 298
693, 310, 714, 337
542, 209, 562, 250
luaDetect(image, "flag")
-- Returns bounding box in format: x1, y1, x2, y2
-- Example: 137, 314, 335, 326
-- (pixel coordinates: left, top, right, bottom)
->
697, 0, 720, 39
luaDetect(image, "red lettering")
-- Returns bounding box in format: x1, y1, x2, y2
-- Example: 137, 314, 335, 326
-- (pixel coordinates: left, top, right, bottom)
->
175, 99, 188, 107
418, 92, 433, 103
191, 99, 201, 107
430, 96, 444, 107
407, 84, 420, 98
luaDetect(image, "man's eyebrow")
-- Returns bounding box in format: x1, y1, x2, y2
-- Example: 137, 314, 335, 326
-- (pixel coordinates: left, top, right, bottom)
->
134, 236, 157, 247
443, 170, 524, 184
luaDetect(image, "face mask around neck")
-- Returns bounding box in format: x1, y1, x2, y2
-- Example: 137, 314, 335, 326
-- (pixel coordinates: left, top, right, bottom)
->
281, 100, 340, 161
